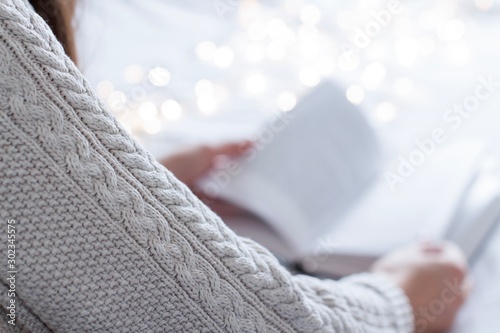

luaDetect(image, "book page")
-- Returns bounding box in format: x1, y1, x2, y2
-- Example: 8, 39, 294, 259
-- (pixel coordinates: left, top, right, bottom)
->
203, 81, 381, 254
306, 142, 485, 276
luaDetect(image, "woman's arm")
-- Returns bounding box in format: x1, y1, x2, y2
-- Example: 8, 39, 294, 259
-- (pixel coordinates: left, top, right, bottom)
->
0, 1, 467, 332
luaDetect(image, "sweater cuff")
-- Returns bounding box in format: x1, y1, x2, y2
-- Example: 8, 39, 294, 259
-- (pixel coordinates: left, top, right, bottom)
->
342, 273, 415, 332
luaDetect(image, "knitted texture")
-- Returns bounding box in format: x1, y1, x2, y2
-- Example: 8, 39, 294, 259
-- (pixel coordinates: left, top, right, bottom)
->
0, 0, 414, 332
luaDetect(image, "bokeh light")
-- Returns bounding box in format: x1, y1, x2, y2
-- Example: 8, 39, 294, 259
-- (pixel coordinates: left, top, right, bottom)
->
362, 62, 387, 90
123, 64, 144, 84
277, 91, 297, 112
346, 85, 365, 105
376, 102, 397, 122
196, 41, 217, 61
161, 100, 183, 121
299, 67, 321, 87
148, 67, 171, 86
213, 45, 235, 68
97, 80, 114, 99
245, 74, 268, 94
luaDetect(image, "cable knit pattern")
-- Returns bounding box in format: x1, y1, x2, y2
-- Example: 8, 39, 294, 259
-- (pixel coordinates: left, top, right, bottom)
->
0, 0, 414, 332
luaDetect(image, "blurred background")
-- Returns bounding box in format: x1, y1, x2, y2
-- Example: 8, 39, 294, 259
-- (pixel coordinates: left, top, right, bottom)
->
77, 0, 500, 161
75, 1, 500, 331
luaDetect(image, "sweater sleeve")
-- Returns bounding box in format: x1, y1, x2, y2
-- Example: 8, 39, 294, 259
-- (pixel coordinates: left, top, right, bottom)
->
0, 0, 414, 332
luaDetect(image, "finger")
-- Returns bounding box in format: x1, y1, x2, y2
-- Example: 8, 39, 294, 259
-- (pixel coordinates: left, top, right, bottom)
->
460, 274, 473, 299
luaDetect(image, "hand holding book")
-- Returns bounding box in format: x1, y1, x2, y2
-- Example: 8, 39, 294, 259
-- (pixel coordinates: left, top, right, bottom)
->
372, 241, 471, 333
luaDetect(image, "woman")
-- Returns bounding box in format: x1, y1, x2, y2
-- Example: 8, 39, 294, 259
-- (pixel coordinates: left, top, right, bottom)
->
0, 0, 469, 332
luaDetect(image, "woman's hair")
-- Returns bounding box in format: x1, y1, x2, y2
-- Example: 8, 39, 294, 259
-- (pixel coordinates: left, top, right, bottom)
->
28, 0, 78, 64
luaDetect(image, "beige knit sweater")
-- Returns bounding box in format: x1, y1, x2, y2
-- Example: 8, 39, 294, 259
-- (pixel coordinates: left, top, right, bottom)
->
0, 0, 414, 332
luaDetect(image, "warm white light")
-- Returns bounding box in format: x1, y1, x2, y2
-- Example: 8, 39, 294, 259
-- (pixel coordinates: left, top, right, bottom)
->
336, 10, 355, 30
475, 0, 494, 10
298, 24, 319, 40
138, 101, 158, 120
277, 91, 297, 112
338, 53, 360, 71
267, 19, 288, 40
214, 85, 229, 103
365, 41, 389, 61
245, 43, 266, 63
376, 102, 397, 122
299, 40, 320, 59
436, 19, 466, 42
123, 64, 144, 84
143, 121, 162, 134
245, 74, 267, 94
299, 67, 321, 87
447, 42, 471, 66
316, 56, 335, 76
214, 46, 234, 68
196, 41, 217, 61
148, 67, 171, 87
195, 79, 214, 96
247, 21, 267, 41
362, 62, 387, 90
418, 36, 436, 56
107, 91, 126, 111
267, 42, 286, 60
300, 4, 322, 25
161, 100, 183, 121
392, 18, 415, 37
97, 80, 114, 99
197, 95, 218, 115
395, 77, 414, 96
346, 85, 365, 105
395, 38, 418, 67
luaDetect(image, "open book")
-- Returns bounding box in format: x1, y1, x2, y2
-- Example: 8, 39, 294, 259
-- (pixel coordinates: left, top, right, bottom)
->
199, 81, 500, 277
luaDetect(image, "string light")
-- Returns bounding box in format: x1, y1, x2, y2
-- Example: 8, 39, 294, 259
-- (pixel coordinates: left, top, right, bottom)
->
108, 0, 479, 137
245, 74, 267, 94
475, 0, 494, 11
196, 41, 217, 61
277, 91, 297, 112
346, 85, 365, 105
418, 36, 436, 56
395, 38, 418, 67
107, 91, 126, 111
148, 67, 170, 86
447, 42, 471, 66
197, 94, 218, 115
161, 100, 183, 121
213, 45, 234, 68
362, 62, 387, 90
376, 102, 397, 122
298, 24, 319, 40
436, 19, 466, 42
138, 101, 158, 120
195, 79, 215, 96
142, 121, 162, 134
336, 10, 356, 30
123, 64, 144, 84
338, 53, 360, 71
299, 39, 320, 59
245, 43, 266, 63
299, 67, 321, 87
96, 80, 114, 99
315, 56, 336, 76
300, 4, 322, 25
395, 77, 414, 96
267, 42, 287, 60
267, 19, 288, 40
214, 85, 229, 103
247, 21, 267, 41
